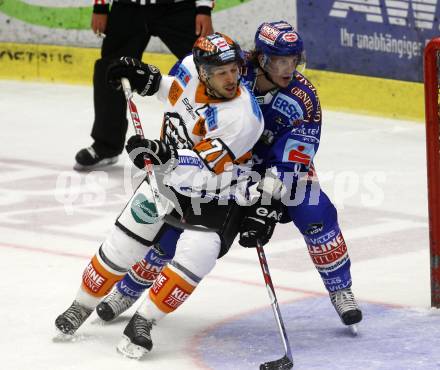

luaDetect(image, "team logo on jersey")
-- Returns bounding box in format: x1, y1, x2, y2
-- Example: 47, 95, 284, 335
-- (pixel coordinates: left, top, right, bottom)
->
162, 112, 194, 149
175, 64, 192, 87
272, 93, 303, 122
282, 138, 315, 166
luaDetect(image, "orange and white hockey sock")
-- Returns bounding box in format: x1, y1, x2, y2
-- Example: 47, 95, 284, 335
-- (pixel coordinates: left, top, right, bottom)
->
137, 263, 198, 321
75, 247, 127, 308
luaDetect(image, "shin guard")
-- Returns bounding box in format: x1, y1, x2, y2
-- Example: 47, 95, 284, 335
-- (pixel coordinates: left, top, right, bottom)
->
81, 248, 127, 298
148, 265, 197, 314
117, 245, 171, 298
305, 226, 352, 292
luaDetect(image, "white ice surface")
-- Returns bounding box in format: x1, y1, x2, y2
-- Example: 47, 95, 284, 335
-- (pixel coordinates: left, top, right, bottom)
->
0, 81, 435, 370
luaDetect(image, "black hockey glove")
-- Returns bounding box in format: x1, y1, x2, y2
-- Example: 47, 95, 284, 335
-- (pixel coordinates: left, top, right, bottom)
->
107, 57, 162, 96
126, 135, 178, 170
239, 196, 283, 248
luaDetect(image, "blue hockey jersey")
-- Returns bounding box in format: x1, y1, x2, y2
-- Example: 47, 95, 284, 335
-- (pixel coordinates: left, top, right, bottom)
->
241, 63, 322, 180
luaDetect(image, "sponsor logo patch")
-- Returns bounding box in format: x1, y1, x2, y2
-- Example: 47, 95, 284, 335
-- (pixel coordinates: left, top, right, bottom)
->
259, 24, 281, 45
182, 97, 196, 119
163, 284, 191, 310
168, 80, 183, 106
282, 32, 298, 42
307, 232, 348, 267
272, 93, 303, 121
282, 138, 315, 166
178, 155, 204, 168
204, 106, 218, 131
305, 222, 324, 235
132, 253, 167, 282
83, 261, 107, 293
151, 272, 169, 295
175, 64, 192, 87
130, 193, 158, 224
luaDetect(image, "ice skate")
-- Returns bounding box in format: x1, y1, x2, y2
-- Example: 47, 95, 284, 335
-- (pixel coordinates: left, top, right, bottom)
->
117, 313, 154, 359
55, 300, 93, 336
96, 288, 138, 322
329, 287, 362, 335
74, 146, 118, 171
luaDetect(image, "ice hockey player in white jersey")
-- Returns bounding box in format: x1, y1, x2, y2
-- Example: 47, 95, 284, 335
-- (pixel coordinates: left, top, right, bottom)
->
54, 33, 264, 358
95, 21, 362, 337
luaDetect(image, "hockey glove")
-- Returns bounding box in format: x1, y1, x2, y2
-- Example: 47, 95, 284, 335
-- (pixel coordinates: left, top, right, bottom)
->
239, 196, 283, 248
126, 135, 177, 170
107, 57, 162, 96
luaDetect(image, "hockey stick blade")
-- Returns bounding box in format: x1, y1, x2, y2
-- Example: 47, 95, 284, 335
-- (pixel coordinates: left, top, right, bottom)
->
260, 354, 294, 370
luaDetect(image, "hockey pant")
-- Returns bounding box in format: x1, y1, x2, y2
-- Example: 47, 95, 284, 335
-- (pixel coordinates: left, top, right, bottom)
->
77, 175, 241, 312
117, 181, 353, 303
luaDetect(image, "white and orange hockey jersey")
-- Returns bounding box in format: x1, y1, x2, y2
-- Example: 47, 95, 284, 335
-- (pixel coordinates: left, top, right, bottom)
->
154, 55, 264, 200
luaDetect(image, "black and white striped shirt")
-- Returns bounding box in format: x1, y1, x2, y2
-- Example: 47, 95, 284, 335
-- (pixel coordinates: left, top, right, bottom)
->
93, 0, 214, 14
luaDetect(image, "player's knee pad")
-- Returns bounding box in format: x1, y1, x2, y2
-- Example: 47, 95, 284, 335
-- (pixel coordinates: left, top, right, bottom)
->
173, 230, 221, 279
116, 179, 166, 246
101, 225, 151, 269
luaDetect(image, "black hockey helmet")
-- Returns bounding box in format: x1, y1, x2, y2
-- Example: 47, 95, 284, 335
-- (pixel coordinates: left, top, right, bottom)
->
193, 32, 244, 72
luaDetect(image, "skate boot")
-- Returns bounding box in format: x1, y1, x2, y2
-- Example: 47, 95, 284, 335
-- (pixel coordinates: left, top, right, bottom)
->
96, 288, 138, 322
55, 300, 93, 335
74, 146, 118, 171
330, 287, 362, 327
117, 313, 155, 359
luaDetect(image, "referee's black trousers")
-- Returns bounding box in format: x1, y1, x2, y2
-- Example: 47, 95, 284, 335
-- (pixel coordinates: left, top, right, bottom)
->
91, 2, 198, 157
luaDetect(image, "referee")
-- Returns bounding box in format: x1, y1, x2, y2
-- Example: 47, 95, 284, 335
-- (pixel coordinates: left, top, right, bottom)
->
74, 0, 214, 171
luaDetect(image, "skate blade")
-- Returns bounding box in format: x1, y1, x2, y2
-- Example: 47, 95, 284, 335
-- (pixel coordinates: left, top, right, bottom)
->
349, 324, 358, 336
52, 328, 89, 343
90, 317, 111, 326
73, 157, 118, 172
53, 332, 73, 342
116, 335, 149, 360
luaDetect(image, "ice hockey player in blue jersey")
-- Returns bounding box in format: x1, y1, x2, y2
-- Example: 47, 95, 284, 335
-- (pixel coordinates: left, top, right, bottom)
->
96, 21, 362, 336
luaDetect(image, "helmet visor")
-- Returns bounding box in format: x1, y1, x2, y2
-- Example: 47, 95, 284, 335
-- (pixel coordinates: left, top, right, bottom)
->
264, 55, 302, 76
203, 61, 241, 79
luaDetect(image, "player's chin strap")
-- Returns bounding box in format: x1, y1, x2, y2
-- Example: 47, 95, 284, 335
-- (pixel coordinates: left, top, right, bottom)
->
120, 78, 217, 233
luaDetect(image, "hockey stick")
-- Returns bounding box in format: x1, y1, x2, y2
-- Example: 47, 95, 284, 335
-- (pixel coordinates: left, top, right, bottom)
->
256, 240, 294, 370
120, 78, 216, 233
